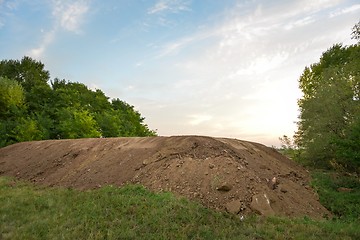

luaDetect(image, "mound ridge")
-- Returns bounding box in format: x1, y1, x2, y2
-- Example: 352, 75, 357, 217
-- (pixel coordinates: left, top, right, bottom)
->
0, 136, 329, 218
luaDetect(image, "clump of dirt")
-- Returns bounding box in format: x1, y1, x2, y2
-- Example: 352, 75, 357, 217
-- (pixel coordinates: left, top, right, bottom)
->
0, 136, 330, 219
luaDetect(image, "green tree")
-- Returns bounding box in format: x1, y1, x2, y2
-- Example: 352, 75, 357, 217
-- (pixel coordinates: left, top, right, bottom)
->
0, 56, 50, 92
94, 110, 123, 137
51, 79, 112, 113
0, 56, 53, 118
0, 77, 25, 118
111, 98, 156, 137
296, 38, 360, 172
10, 117, 44, 142
0, 56, 156, 147
57, 108, 101, 139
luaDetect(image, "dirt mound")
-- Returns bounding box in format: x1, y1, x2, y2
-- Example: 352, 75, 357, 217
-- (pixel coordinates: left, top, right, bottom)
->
0, 136, 330, 218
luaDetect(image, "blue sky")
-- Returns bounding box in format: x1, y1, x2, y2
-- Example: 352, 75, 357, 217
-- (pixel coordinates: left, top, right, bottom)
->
1, 0, 359, 145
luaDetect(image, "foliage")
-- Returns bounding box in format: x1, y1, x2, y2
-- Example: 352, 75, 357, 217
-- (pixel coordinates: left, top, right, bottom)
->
0, 77, 25, 118
0, 56, 50, 93
277, 135, 306, 165
1, 176, 359, 240
10, 117, 44, 142
351, 20, 360, 42
295, 35, 360, 172
57, 108, 101, 139
311, 171, 360, 220
0, 57, 156, 147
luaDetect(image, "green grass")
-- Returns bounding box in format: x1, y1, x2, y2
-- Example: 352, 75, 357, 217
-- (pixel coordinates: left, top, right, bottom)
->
311, 170, 360, 221
1, 176, 359, 240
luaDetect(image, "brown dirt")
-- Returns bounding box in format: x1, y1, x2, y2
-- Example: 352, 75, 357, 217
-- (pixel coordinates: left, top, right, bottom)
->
0, 136, 330, 219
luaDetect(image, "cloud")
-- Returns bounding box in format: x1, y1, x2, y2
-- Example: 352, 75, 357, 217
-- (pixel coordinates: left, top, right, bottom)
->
157, 36, 195, 57
141, 0, 355, 145
329, 4, 360, 18
28, 30, 56, 58
284, 16, 315, 30
148, 0, 191, 15
27, 0, 90, 59
232, 52, 289, 76
0, 0, 20, 29
52, 0, 89, 33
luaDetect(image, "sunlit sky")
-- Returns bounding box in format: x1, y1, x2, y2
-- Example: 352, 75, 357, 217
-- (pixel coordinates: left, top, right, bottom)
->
1, 0, 359, 146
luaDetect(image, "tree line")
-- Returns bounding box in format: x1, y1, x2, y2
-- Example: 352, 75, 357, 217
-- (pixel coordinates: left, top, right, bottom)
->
0, 57, 156, 147
284, 21, 360, 173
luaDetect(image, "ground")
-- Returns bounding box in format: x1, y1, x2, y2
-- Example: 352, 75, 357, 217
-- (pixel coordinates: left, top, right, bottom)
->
0, 136, 330, 219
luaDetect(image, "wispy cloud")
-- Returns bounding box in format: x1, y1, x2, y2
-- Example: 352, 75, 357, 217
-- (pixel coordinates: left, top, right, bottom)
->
156, 0, 336, 58
28, 30, 56, 58
28, 0, 90, 59
143, 0, 356, 145
148, 0, 191, 15
157, 36, 196, 57
284, 16, 315, 30
52, 0, 89, 33
0, 0, 19, 29
329, 4, 360, 18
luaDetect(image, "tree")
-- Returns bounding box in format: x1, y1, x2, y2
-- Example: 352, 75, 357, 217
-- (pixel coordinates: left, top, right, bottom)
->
0, 77, 25, 118
51, 79, 112, 113
111, 98, 157, 137
0, 56, 156, 147
351, 20, 360, 42
278, 135, 301, 162
57, 108, 101, 139
0, 56, 50, 92
296, 38, 360, 172
10, 117, 44, 142
0, 77, 30, 146
0, 56, 52, 114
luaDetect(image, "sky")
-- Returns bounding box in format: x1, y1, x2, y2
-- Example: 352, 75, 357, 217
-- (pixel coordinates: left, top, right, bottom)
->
1, 0, 359, 146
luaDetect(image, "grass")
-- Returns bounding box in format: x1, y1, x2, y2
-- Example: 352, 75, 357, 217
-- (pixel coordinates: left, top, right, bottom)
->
311, 170, 360, 221
0, 176, 359, 240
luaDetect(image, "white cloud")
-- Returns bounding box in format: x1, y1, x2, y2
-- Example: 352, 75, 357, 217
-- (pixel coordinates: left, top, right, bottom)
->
157, 36, 194, 57
27, 0, 90, 59
284, 16, 315, 30
329, 4, 360, 18
232, 52, 289, 76
148, 0, 191, 15
28, 30, 56, 59
52, 0, 89, 33
302, 0, 341, 11
141, 0, 358, 145
0, 0, 18, 29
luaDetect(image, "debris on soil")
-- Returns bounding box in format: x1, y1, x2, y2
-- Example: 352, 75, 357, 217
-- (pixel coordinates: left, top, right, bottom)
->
0, 136, 330, 219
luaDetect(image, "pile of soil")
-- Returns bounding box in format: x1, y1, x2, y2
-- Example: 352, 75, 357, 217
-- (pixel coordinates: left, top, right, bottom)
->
0, 136, 330, 219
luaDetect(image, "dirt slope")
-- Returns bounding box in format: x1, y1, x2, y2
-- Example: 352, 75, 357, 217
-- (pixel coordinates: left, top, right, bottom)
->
0, 136, 330, 219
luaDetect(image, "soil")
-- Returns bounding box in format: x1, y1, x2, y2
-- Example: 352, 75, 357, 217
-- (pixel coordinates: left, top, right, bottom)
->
0, 136, 330, 219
